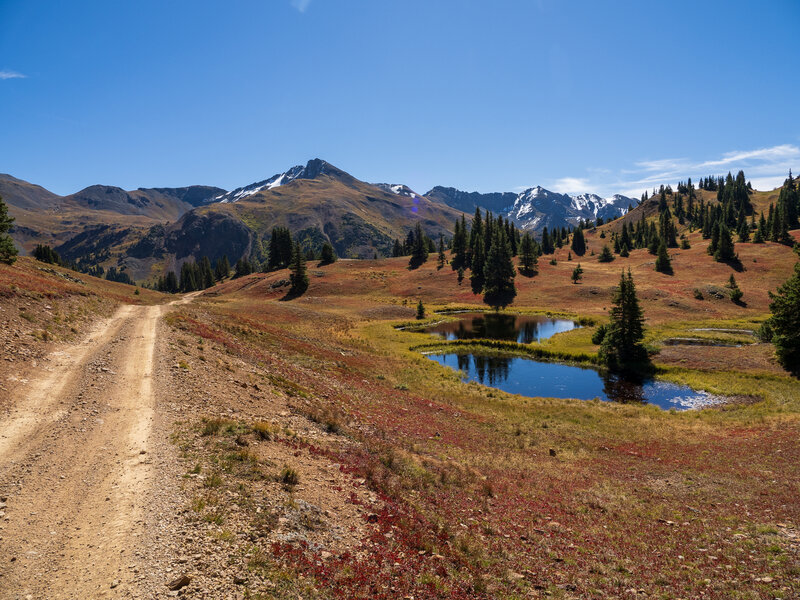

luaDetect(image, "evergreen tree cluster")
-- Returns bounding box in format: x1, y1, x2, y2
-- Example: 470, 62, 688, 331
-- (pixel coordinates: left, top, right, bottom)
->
156, 255, 230, 293
604, 170, 774, 271
267, 227, 294, 270
105, 266, 135, 285
392, 224, 437, 261
450, 209, 520, 308
33, 244, 61, 265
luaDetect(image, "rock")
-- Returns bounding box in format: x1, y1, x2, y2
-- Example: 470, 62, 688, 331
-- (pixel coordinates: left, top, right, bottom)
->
110, 579, 119, 588
167, 574, 191, 590
233, 574, 247, 585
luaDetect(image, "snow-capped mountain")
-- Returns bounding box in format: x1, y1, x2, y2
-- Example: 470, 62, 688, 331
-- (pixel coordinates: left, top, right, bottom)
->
212, 159, 348, 204
373, 183, 423, 199
213, 165, 305, 203
425, 184, 634, 232
509, 186, 633, 231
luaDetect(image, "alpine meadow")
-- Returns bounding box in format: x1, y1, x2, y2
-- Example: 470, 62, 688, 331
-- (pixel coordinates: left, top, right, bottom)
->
1, 2, 799, 599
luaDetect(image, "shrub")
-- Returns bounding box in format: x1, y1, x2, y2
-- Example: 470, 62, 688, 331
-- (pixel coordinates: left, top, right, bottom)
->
251, 421, 274, 440
279, 465, 299, 486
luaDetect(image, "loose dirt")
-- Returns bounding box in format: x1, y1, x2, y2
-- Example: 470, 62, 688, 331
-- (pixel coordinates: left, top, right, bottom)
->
0, 304, 167, 599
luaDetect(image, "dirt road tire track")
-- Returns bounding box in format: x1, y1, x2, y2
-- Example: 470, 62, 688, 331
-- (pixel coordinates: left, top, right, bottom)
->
0, 304, 166, 599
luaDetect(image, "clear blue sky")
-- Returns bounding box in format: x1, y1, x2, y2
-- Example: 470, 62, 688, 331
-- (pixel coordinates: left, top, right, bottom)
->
1, 0, 798, 198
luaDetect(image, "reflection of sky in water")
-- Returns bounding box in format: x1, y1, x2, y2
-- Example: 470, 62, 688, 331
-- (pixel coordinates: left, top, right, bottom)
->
423, 313, 577, 344
427, 353, 722, 411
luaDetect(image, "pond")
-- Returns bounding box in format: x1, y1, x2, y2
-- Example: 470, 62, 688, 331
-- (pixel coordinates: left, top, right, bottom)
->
422, 313, 578, 344
427, 353, 722, 411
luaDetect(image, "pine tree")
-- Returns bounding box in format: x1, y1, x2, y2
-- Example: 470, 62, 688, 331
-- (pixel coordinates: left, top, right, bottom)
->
408, 222, 428, 269
268, 227, 293, 270
437, 234, 446, 269
470, 234, 486, 294
728, 274, 743, 304
214, 255, 230, 281
518, 232, 538, 275
0, 195, 18, 264
737, 219, 750, 243
654, 240, 672, 274
165, 270, 179, 293
571, 227, 586, 256
200, 256, 214, 288
320, 241, 337, 265
714, 224, 735, 262
468, 208, 483, 267
540, 227, 554, 254
289, 242, 309, 296
482, 226, 516, 309
599, 270, 649, 372
598, 245, 614, 263
233, 258, 252, 279
763, 259, 800, 375
451, 215, 468, 270
571, 263, 584, 284
416, 300, 425, 320
180, 261, 198, 292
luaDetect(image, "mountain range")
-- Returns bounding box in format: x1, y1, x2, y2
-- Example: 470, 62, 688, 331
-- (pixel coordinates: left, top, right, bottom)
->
0, 159, 634, 282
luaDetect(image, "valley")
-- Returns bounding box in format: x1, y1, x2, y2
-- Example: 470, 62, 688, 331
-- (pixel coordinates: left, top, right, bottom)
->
1, 197, 798, 597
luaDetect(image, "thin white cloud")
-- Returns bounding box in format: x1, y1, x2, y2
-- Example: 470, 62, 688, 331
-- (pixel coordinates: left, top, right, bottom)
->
291, 0, 311, 12
553, 143, 800, 199
550, 177, 590, 195
0, 70, 26, 80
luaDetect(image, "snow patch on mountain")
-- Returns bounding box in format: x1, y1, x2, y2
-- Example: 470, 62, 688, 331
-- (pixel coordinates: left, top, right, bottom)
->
213, 164, 307, 203
373, 183, 423, 199
506, 186, 633, 231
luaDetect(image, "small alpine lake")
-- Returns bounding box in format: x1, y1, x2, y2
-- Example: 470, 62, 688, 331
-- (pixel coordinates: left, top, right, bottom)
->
426, 352, 724, 411
420, 312, 578, 344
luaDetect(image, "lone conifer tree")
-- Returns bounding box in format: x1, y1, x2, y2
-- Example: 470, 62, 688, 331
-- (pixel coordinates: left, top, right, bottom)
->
0, 195, 18, 264
416, 300, 425, 320
437, 234, 446, 269
518, 232, 537, 275
599, 270, 649, 372
762, 260, 800, 375
320, 241, 337, 265
728, 274, 743, 304
289, 242, 309, 296
598, 245, 614, 263
714, 224, 736, 262
571, 227, 586, 256
482, 227, 516, 308
408, 222, 428, 269
654, 241, 672, 274
571, 263, 583, 284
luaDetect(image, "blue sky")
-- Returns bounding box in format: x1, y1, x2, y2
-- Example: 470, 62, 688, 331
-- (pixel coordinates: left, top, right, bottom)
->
1, 0, 798, 198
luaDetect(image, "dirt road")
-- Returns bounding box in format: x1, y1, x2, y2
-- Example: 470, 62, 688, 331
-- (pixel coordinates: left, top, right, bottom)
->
0, 304, 165, 599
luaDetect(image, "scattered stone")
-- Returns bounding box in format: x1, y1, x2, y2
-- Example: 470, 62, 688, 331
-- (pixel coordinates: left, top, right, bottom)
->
167, 574, 191, 591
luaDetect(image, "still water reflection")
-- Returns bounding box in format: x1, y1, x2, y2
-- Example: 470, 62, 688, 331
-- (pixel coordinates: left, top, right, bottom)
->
428, 353, 721, 411
423, 313, 577, 344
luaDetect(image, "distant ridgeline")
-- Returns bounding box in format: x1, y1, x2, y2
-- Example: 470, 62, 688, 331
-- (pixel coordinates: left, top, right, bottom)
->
6, 164, 800, 288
